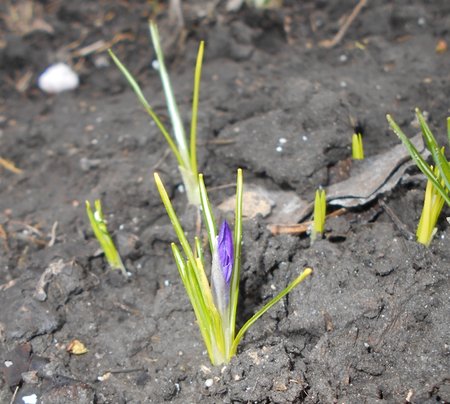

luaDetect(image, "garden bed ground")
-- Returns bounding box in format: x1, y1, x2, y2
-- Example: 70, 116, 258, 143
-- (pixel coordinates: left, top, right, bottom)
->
0, 0, 449, 403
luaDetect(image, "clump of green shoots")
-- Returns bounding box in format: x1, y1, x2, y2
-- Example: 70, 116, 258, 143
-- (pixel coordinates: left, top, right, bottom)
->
109, 21, 204, 206
352, 133, 364, 160
311, 188, 326, 242
86, 200, 127, 276
154, 169, 312, 365
416, 165, 446, 246
387, 109, 450, 246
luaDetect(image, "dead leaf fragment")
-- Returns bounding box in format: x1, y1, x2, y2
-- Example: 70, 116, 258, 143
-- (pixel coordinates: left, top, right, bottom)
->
0, 157, 23, 174
67, 340, 88, 355
436, 39, 447, 53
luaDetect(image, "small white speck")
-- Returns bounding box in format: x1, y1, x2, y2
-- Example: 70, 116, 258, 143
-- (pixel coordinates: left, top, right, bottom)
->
339, 54, 348, 62
164, 279, 170, 287
364, 342, 370, 348
302, 135, 308, 141
96, 116, 103, 123
175, 383, 180, 392
137, 263, 142, 269
22, 394, 38, 404
270, 284, 276, 290
119, 224, 125, 230
4, 360, 13, 368
418, 17, 425, 26
276, 146, 283, 152
177, 184, 185, 193
375, 84, 381, 90
205, 378, 213, 388
152, 60, 160, 70
94, 211, 102, 222
233, 127, 240, 133
279, 137, 287, 144
91, 139, 98, 145
340, 81, 347, 88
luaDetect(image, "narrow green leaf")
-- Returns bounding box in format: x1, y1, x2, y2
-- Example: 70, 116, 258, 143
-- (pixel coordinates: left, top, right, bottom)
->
447, 117, 450, 146
230, 268, 313, 356
198, 173, 217, 253
189, 41, 205, 179
149, 21, 190, 169
415, 109, 450, 201
228, 168, 243, 341
108, 49, 184, 168
85, 200, 127, 276
154, 173, 196, 263
387, 114, 450, 205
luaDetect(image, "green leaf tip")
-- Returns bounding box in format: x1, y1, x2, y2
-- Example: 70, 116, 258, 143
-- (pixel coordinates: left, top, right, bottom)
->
85, 199, 127, 277
352, 133, 364, 160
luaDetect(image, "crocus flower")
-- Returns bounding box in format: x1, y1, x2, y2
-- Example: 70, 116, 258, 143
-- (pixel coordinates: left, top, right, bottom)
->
211, 221, 234, 315
218, 221, 233, 284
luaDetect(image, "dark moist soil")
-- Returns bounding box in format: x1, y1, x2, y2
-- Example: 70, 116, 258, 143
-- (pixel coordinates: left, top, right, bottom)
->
1, 1, 449, 403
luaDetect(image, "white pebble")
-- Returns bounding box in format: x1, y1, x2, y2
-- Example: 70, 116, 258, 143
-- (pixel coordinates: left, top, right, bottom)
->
4, 360, 12, 367
339, 54, 348, 62
164, 279, 170, 287
205, 378, 213, 387
302, 135, 308, 141
38, 63, 79, 94
22, 394, 38, 404
340, 81, 347, 88
279, 137, 287, 144
152, 60, 160, 70
177, 184, 185, 193
276, 146, 283, 152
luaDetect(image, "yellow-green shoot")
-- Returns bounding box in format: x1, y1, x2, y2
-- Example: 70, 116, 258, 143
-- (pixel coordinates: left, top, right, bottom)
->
154, 169, 312, 365
352, 133, 364, 160
416, 165, 446, 246
86, 200, 127, 276
311, 188, 326, 242
387, 109, 450, 245
109, 21, 204, 206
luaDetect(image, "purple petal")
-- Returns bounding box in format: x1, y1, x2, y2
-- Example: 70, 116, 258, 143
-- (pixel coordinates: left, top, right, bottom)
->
218, 221, 233, 284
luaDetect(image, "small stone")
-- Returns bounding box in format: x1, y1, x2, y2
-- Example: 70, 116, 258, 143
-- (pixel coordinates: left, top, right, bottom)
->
38, 63, 79, 94
205, 378, 213, 388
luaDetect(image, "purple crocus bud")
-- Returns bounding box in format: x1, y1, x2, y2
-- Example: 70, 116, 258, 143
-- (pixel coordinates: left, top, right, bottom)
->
218, 221, 233, 284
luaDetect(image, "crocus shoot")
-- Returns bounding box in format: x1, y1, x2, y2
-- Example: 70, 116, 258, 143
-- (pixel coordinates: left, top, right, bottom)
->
86, 200, 127, 276
416, 165, 446, 246
154, 169, 312, 365
352, 132, 364, 160
387, 109, 450, 245
311, 188, 326, 242
109, 21, 204, 206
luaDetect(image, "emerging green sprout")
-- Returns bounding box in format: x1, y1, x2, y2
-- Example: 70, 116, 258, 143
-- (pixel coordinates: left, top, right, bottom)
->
109, 21, 204, 206
352, 133, 364, 160
416, 165, 446, 246
86, 200, 127, 276
387, 109, 450, 245
154, 169, 312, 365
311, 188, 326, 242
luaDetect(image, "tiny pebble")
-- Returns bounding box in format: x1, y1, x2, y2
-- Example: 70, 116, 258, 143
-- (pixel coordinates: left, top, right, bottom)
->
340, 81, 347, 88
417, 17, 425, 26
339, 54, 348, 62
38, 63, 79, 94
302, 135, 308, 141
164, 280, 170, 287
205, 378, 213, 388
279, 137, 287, 144
4, 360, 12, 367
276, 146, 283, 152
152, 60, 160, 70
177, 184, 185, 193
22, 394, 38, 404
